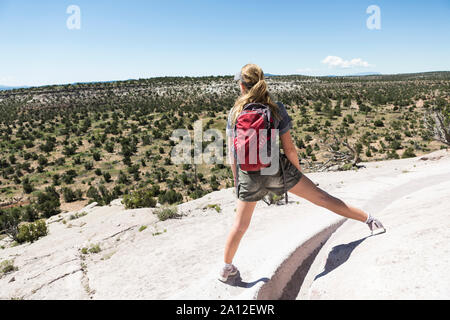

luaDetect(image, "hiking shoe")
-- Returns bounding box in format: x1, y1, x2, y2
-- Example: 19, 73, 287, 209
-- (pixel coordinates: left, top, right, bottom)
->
366, 214, 386, 235
219, 264, 238, 282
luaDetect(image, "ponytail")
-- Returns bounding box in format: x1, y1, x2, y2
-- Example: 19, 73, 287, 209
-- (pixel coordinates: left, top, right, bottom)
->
231, 64, 280, 127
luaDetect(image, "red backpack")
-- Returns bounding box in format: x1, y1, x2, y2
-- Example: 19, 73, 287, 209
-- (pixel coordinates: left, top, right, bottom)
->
233, 103, 276, 171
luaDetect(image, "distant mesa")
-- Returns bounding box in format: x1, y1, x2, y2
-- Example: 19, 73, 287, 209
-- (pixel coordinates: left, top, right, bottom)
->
0, 85, 29, 91
324, 72, 382, 77
348, 72, 382, 76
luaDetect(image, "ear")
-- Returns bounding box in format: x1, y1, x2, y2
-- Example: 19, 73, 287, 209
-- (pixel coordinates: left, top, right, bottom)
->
239, 82, 247, 93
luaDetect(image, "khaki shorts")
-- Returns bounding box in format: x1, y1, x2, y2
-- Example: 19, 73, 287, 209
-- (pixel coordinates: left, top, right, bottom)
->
236, 154, 303, 202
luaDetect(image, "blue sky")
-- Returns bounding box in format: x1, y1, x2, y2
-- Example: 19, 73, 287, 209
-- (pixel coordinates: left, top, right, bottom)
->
0, 0, 449, 86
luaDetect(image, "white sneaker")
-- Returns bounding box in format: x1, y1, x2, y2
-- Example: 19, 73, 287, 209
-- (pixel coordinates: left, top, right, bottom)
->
219, 264, 238, 282
366, 214, 386, 235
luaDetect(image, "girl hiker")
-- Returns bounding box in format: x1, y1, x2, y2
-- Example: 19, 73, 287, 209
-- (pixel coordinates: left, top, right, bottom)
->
220, 63, 385, 282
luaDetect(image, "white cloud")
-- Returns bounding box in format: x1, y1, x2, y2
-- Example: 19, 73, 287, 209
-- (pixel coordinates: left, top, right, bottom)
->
321, 56, 372, 69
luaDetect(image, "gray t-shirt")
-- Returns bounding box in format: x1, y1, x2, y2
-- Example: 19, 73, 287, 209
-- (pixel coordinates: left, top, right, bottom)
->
226, 102, 293, 137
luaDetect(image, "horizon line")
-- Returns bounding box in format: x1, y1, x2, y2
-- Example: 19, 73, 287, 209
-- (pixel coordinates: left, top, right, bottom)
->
1, 70, 450, 91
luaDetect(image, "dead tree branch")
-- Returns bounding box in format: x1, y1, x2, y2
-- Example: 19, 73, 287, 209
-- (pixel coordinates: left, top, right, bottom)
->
424, 109, 450, 146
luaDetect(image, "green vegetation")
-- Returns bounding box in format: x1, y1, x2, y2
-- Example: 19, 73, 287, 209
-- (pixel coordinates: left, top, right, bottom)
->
340, 163, 355, 171
62, 187, 83, 203
123, 188, 157, 209
204, 204, 222, 213
154, 206, 179, 221
69, 211, 88, 220
35, 187, 61, 218
81, 243, 101, 255
16, 220, 48, 244
0, 206, 48, 244
88, 244, 101, 254
152, 229, 167, 236
0, 189, 56, 243
0, 259, 18, 276
402, 147, 417, 159
262, 193, 285, 206
0, 72, 448, 238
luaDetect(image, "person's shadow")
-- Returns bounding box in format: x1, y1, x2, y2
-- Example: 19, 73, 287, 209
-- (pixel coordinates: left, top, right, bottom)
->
222, 271, 269, 289
314, 234, 381, 280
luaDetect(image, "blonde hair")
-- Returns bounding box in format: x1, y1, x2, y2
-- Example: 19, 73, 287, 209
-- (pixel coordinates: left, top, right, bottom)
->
231, 64, 281, 126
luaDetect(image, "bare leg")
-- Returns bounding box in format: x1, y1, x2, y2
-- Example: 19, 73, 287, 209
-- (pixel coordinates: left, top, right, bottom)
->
289, 175, 369, 223
224, 200, 258, 264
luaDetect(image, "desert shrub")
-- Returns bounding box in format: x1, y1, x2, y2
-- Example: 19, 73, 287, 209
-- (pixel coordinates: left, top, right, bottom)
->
164, 158, 172, 166
402, 147, 417, 159
340, 163, 354, 171
262, 193, 285, 206
86, 186, 102, 204
22, 177, 33, 194
84, 161, 94, 171
69, 211, 87, 220
86, 185, 118, 206
142, 135, 151, 146
0, 207, 21, 240
81, 243, 101, 255
37, 155, 48, 166
52, 174, 60, 186
92, 151, 101, 161
0, 260, 18, 276
62, 187, 83, 203
63, 144, 77, 156
209, 175, 219, 191
374, 120, 384, 127
105, 142, 115, 153
118, 171, 130, 185
154, 206, 179, 221
158, 190, 183, 205
35, 186, 61, 218
359, 104, 372, 113
62, 169, 78, 184
55, 157, 66, 166
296, 138, 306, 149
39, 139, 55, 153
103, 171, 112, 183
389, 140, 403, 150
150, 184, 161, 197
88, 244, 101, 254
346, 115, 355, 123
98, 185, 116, 205
387, 150, 400, 160
16, 220, 48, 244
204, 204, 222, 213
123, 189, 157, 209
21, 205, 39, 223
112, 185, 123, 197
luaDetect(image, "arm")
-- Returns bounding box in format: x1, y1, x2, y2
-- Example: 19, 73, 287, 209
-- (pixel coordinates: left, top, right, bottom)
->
280, 130, 302, 172
228, 136, 238, 186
